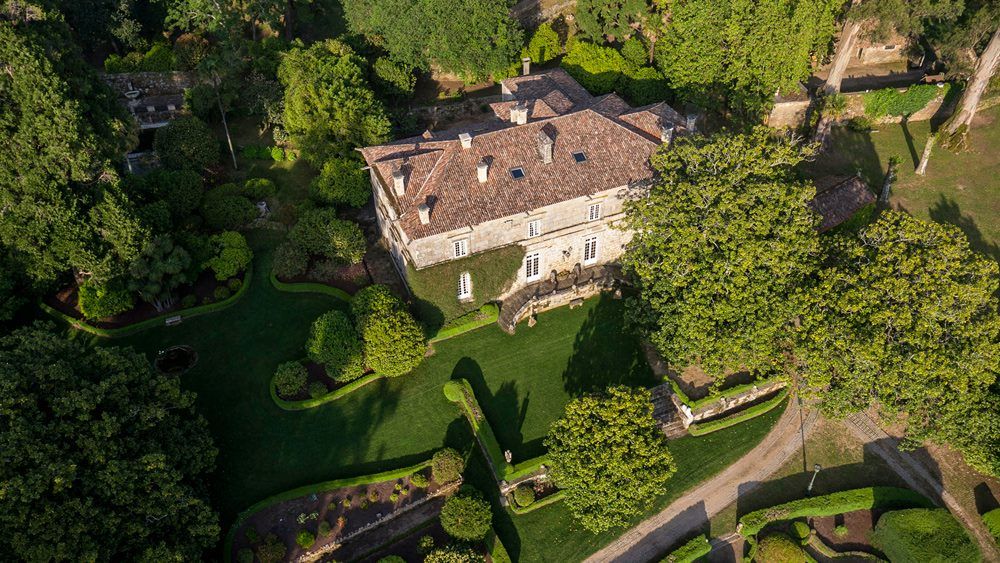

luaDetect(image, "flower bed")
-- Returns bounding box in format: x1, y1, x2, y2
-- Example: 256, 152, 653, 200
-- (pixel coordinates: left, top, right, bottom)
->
275, 257, 370, 296
228, 461, 451, 563
40, 265, 252, 338
269, 270, 352, 302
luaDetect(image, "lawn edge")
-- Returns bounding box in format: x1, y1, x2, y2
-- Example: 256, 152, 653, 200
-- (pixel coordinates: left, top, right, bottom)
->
270, 371, 386, 410
269, 270, 353, 301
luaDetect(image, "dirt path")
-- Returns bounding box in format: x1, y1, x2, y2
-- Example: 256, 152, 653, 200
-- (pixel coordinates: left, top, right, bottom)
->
844, 413, 1000, 562
584, 400, 820, 562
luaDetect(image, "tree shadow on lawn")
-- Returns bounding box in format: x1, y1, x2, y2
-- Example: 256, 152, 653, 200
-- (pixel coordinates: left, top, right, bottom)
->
452, 357, 539, 460
924, 195, 1000, 262
561, 294, 657, 397
799, 126, 885, 189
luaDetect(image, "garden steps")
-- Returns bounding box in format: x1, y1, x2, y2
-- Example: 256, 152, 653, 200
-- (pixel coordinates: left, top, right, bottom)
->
497, 263, 620, 333
648, 382, 687, 439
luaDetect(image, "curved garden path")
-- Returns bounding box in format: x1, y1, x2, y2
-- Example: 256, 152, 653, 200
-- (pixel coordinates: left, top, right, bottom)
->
584, 400, 819, 563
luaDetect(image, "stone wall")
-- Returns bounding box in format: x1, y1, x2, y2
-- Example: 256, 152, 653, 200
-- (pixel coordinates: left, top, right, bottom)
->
100, 71, 200, 98
768, 84, 954, 129
673, 379, 788, 428
767, 99, 812, 129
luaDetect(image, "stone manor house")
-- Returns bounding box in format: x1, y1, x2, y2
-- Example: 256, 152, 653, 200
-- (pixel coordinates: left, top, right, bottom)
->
360, 68, 692, 308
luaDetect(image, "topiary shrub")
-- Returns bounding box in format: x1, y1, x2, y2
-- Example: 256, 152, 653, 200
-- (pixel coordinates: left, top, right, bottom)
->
443, 380, 465, 402
308, 381, 329, 399
272, 240, 309, 279
256, 534, 286, 563
77, 280, 134, 320
228, 278, 243, 292
754, 533, 807, 563
351, 284, 425, 376
318, 520, 331, 536
410, 472, 429, 488
311, 157, 371, 207
274, 361, 308, 398
236, 548, 254, 563
154, 116, 220, 172
289, 209, 366, 265
418, 534, 435, 553
872, 508, 978, 563
790, 520, 811, 544
423, 545, 484, 563
983, 508, 1000, 541
204, 231, 253, 281
833, 524, 848, 537
181, 294, 198, 308
270, 146, 286, 161
295, 529, 315, 549
431, 448, 465, 484
440, 488, 492, 541
306, 310, 365, 381
513, 485, 535, 508
243, 178, 278, 200
214, 286, 231, 301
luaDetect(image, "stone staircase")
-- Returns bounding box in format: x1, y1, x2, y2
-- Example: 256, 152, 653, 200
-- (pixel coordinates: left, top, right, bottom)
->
649, 382, 687, 438
497, 263, 620, 333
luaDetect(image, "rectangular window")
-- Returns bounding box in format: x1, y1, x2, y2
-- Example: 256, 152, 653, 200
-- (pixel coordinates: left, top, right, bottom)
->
588, 203, 602, 221
525, 252, 541, 281
458, 272, 472, 299
453, 239, 468, 258
572, 151, 587, 163
583, 236, 598, 265
510, 167, 525, 179
527, 219, 541, 238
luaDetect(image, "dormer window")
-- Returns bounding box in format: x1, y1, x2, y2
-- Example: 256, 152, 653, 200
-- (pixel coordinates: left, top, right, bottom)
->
527, 219, 541, 238
453, 239, 468, 258
510, 167, 525, 179
588, 203, 602, 221
572, 151, 587, 163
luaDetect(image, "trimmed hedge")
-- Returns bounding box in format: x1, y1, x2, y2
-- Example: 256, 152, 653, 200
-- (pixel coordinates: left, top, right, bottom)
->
738, 487, 934, 538
270, 371, 384, 410
669, 375, 785, 410
223, 459, 433, 563
427, 303, 499, 343
40, 264, 252, 338
444, 378, 511, 477
486, 530, 512, 563
508, 490, 566, 515
269, 270, 352, 301
688, 390, 788, 436
505, 455, 549, 481
408, 245, 523, 327
661, 534, 711, 563
983, 507, 1000, 541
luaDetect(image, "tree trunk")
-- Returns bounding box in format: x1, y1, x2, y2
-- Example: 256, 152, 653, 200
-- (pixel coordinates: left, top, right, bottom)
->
823, 18, 862, 94
915, 133, 935, 175
880, 157, 899, 204
945, 27, 1000, 136
214, 74, 238, 170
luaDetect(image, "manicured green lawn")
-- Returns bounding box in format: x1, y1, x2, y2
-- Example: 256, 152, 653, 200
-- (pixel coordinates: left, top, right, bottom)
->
800, 104, 999, 260
109, 230, 652, 531
470, 401, 789, 562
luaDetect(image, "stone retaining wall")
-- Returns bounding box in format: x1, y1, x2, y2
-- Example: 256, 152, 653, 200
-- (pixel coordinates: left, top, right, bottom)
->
673, 379, 788, 428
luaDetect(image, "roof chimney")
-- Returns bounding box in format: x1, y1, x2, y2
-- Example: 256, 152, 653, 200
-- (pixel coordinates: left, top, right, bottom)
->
417, 202, 431, 225
459, 132, 472, 149
686, 112, 697, 134
660, 123, 675, 145
392, 168, 406, 196
510, 103, 528, 125
477, 159, 489, 183
537, 130, 553, 164
522, 57, 531, 76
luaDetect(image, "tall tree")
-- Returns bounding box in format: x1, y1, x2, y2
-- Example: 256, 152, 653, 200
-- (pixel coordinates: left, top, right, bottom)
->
622, 128, 821, 378
278, 39, 391, 162
0, 324, 218, 560
0, 14, 137, 284
545, 386, 676, 533
575, 0, 650, 42
795, 211, 1000, 472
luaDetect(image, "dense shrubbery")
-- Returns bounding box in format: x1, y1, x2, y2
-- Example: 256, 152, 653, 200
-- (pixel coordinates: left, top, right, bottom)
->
863, 84, 950, 118
289, 209, 366, 265
513, 485, 535, 508
203, 231, 252, 280
242, 178, 277, 200
274, 361, 308, 397
104, 43, 176, 73
256, 534, 286, 563
440, 488, 492, 541
372, 58, 417, 101
423, 545, 484, 563
200, 186, 257, 230
306, 310, 365, 382
295, 529, 315, 549
431, 448, 465, 484
351, 285, 425, 376
560, 40, 668, 105
311, 158, 371, 207
523, 22, 561, 64
154, 116, 220, 172
738, 487, 933, 537
411, 472, 429, 488
408, 245, 522, 327
872, 508, 978, 562
77, 280, 134, 320
272, 241, 309, 279
984, 508, 1000, 541
127, 169, 205, 220
754, 533, 807, 562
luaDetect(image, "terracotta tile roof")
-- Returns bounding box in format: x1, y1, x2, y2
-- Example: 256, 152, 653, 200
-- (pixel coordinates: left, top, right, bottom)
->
810, 176, 876, 232
360, 69, 686, 241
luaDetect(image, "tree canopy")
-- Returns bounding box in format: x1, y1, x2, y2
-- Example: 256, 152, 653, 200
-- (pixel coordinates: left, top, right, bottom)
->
795, 211, 1000, 472
622, 128, 821, 378
545, 386, 676, 532
0, 324, 218, 560
278, 39, 392, 163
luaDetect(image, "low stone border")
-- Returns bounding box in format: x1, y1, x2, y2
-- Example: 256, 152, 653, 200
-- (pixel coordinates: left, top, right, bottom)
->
687, 389, 789, 436
270, 371, 386, 410
223, 459, 439, 563
269, 270, 352, 302
39, 264, 253, 338
508, 490, 567, 515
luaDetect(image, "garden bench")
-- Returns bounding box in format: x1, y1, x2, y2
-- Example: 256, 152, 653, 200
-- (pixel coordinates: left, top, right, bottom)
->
165, 315, 182, 326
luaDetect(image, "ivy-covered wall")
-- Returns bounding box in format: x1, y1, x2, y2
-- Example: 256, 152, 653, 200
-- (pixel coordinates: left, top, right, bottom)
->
407, 245, 524, 330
